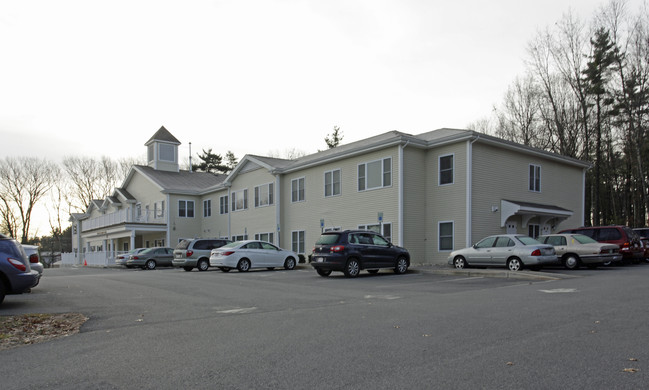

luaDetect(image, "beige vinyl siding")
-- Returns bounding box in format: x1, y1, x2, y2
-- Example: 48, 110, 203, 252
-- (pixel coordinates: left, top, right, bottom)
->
425, 142, 468, 264
168, 193, 202, 241
201, 188, 230, 239
471, 142, 585, 241
401, 147, 427, 264
229, 166, 278, 242
280, 146, 401, 250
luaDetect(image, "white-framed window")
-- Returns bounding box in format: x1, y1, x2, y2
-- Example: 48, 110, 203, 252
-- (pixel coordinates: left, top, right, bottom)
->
154, 239, 165, 247
159, 143, 175, 162
254, 232, 274, 243
122, 242, 129, 251
219, 195, 229, 214
358, 157, 392, 191
254, 183, 274, 207
439, 154, 454, 185
291, 177, 305, 202
528, 224, 540, 239
438, 221, 454, 251
232, 234, 248, 241
231, 189, 248, 211
324, 169, 341, 197
358, 223, 392, 242
292, 230, 305, 253
154, 201, 165, 218
324, 226, 342, 232
136, 203, 142, 220
179, 200, 195, 218
529, 164, 541, 192
203, 199, 212, 217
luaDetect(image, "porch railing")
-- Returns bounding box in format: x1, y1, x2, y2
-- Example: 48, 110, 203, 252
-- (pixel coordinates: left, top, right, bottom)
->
81, 208, 166, 232
61, 251, 118, 267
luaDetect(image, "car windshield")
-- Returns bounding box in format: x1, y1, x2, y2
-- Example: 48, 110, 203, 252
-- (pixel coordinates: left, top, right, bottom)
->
515, 236, 542, 245
572, 234, 598, 244
316, 234, 340, 245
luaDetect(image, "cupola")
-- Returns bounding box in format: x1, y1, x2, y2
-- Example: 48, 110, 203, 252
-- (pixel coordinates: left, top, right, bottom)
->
145, 126, 181, 172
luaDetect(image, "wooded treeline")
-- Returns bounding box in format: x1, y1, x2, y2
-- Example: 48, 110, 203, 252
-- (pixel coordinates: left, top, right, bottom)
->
472, 0, 649, 227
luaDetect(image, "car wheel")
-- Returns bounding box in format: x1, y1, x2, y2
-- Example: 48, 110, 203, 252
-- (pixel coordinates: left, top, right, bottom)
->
507, 257, 522, 271
220, 267, 231, 272
367, 270, 379, 274
394, 256, 409, 274
237, 258, 251, 272
183, 266, 193, 272
197, 259, 209, 272
284, 257, 296, 270
563, 255, 580, 270
316, 268, 332, 277
344, 259, 361, 278
145, 260, 156, 270
453, 256, 467, 269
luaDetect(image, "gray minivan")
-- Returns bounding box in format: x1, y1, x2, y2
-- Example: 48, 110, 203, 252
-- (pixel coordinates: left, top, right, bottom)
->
172, 238, 231, 271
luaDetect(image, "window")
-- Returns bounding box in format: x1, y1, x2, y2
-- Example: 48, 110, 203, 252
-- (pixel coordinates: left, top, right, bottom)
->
147, 144, 154, 163
358, 223, 392, 242
255, 232, 274, 243
439, 221, 454, 251
231, 189, 248, 211
358, 157, 392, 191
203, 199, 212, 217
291, 178, 305, 202
179, 200, 195, 218
529, 164, 541, 192
219, 195, 229, 214
528, 224, 540, 239
254, 183, 274, 207
154, 201, 165, 218
324, 169, 341, 197
439, 154, 454, 185
159, 143, 175, 162
232, 234, 247, 241
292, 230, 305, 253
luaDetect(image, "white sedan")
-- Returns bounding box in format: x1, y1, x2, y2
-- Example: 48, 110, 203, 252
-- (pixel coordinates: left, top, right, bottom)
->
210, 240, 298, 272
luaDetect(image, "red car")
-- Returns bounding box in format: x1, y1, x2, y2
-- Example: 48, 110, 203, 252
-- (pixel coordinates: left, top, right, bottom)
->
559, 226, 644, 264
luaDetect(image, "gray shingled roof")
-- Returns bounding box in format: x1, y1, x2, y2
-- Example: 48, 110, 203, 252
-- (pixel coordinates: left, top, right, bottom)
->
134, 165, 226, 193
145, 126, 181, 145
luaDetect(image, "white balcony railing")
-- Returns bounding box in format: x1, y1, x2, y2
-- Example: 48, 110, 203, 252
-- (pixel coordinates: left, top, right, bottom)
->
81, 208, 166, 232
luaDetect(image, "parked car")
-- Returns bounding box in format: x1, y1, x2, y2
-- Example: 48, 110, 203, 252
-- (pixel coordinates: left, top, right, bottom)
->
0, 235, 40, 305
22, 244, 43, 286
448, 234, 557, 271
173, 238, 231, 271
126, 247, 174, 270
632, 228, 649, 262
115, 248, 147, 268
210, 240, 298, 272
310, 230, 410, 277
559, 226, 643, 264
538, 234, 622, 269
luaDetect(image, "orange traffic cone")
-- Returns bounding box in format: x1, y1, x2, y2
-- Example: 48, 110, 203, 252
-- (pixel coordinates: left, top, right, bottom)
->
83, 259, 87, 266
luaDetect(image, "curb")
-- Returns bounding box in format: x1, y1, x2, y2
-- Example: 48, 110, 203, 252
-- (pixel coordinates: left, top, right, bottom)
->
412, 266, 575, 281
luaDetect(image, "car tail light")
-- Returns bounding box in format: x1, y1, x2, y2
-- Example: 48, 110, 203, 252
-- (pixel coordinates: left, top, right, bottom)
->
29, 254, 39, 263
330, 245, 345, 253
8, 258, 27, 272
186, 250, 193, 257
531, 249, 542, 256
221, 251, 235, 256
132, 256, 139, 260
621, 241, 630, 249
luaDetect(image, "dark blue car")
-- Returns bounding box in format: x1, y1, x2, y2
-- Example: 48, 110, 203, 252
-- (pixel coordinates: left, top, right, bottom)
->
310, 230, 410, 277
0, 234, 40, 305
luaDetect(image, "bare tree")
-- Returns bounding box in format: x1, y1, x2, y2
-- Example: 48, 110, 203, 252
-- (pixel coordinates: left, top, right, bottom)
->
0, 157, 60, 243
62, 156, 126, 212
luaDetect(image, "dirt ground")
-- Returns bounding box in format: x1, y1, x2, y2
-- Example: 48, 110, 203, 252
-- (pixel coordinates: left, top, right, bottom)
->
0, 313, 88, 350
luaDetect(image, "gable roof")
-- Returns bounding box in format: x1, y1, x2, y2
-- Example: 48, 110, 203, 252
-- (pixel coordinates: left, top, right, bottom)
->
145, 126, 181, 146
131, 165, 227, 195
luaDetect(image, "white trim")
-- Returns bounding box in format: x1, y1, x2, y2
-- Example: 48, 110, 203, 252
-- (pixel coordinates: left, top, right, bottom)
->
275, 174, 281, 245
438, 153, 454, 186
438, 220, 455, 252
324, 168, 342, 198
398, 144, 404, 246
290, 177, 305, 203
357, 156, 393, 192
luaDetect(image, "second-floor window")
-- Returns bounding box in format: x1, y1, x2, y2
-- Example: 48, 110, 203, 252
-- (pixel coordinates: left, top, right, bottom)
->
324, 169, 341, 197
254, 183, 274, 207
203, 199, 211, 217
220, 195, 229, 214
232, 189, 248, 212
358, 157, 392, 191
529, 164, 541, 192
439, 154, 454, 185
179, 200, 194, 218
291, 178, 305, 202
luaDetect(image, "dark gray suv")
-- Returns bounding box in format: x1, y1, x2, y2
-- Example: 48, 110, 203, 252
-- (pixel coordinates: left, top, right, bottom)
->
310, 230, 410, 277
1, 234, 40, 305
173, 238, 231, 271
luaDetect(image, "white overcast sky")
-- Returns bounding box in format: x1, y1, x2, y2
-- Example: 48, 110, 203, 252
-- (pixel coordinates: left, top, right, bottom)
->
1, 0, 644, 164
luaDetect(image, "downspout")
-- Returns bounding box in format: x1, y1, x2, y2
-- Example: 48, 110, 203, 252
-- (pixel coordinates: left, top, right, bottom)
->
466, 135, 480, 247
227, 186, 232, 240
166, 194, 171, 246
275, 173, 281, 246
398, 140, 409, 246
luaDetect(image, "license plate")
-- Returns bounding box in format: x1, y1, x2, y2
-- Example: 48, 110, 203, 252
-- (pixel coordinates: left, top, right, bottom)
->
316, 257, 324, 263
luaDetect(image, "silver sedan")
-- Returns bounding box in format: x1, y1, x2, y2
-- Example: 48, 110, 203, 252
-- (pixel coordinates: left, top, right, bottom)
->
448, 234, 557, 271
210, 240, 298, 272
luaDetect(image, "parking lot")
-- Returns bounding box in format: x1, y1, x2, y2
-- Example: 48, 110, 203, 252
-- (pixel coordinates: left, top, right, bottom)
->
2, 264, 648, 389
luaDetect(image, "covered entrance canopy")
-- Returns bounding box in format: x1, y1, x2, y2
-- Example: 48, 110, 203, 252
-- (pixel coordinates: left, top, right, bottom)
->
500, 199, 573, 229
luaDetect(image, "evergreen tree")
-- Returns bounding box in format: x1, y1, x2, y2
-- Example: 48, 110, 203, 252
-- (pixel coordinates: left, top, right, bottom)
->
324, 126, 343, 149
192, 148, 229, 174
